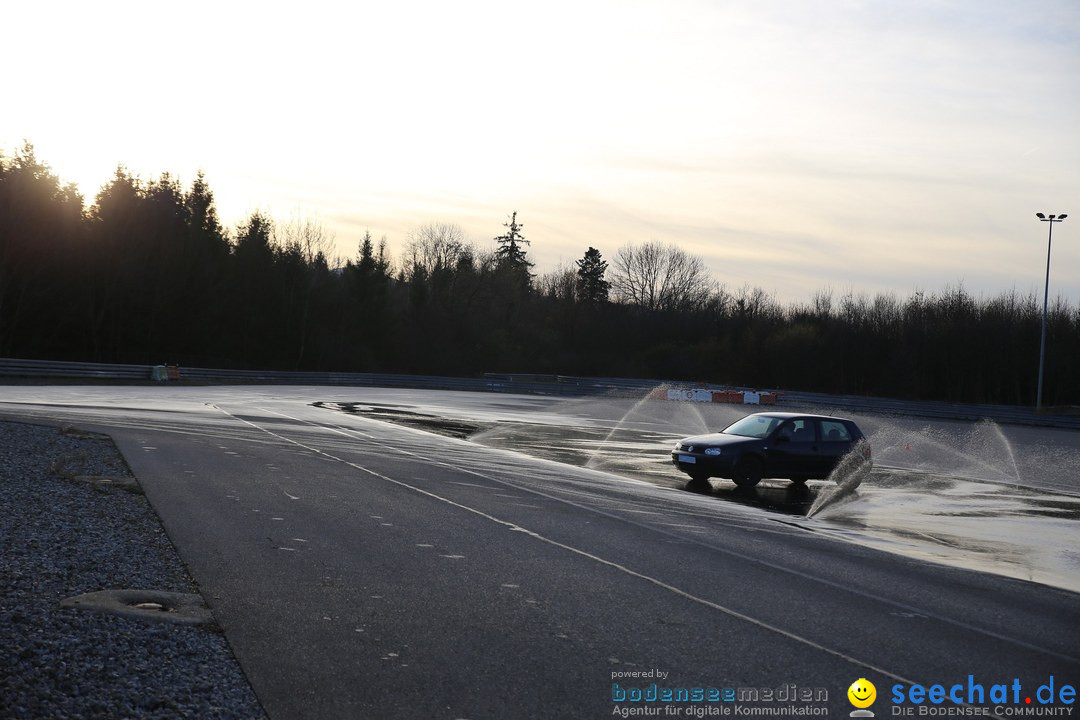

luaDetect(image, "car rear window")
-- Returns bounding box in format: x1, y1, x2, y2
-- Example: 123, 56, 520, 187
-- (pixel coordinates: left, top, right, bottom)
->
820, 420, 853, 442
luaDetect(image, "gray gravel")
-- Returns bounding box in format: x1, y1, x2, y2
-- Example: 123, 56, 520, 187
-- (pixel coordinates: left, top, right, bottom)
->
0, 420, 266, 720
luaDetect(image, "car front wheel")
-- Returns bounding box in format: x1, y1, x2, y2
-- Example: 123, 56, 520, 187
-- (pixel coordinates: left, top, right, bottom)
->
732, 457, 763, 488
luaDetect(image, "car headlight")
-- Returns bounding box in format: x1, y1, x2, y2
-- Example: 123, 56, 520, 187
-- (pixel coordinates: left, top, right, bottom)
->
703, 448, 722, 456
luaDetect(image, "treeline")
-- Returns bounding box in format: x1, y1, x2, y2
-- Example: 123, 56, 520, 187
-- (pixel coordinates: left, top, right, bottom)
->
2, 143, 1077, 405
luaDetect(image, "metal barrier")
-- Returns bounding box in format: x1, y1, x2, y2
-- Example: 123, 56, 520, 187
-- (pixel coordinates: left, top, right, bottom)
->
0, 358, 153, 380
0, 359, 638, 398
1, 358, 1077, 429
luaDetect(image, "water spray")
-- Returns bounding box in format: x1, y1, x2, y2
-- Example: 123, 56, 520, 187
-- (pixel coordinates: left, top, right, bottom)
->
807, 439, 873, 517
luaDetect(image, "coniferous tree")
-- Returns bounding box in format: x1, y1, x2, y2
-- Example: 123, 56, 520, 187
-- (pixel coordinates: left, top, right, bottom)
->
0, 142, 85, 356
231, 211, 280, 366
181, 171, 230, 359
86, 166, 152, 361
345, 230, 394, 368
493, 211, 532, 281
576, 246, 610, 304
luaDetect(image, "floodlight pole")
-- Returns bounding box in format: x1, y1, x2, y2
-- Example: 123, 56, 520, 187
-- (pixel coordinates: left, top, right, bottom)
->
1036, 213, 1067, 411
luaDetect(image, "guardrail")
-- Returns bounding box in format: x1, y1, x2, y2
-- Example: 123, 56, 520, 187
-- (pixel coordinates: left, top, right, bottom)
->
0, 358, 638, 398
1, 358, 1077, 429
0, 358, 154, 380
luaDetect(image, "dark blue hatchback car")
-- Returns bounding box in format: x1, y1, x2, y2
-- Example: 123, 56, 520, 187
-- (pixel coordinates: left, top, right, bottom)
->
671, 412, 871, 487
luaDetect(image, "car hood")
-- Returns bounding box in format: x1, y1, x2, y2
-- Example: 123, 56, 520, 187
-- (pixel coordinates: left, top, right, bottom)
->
677, 433, 756, 448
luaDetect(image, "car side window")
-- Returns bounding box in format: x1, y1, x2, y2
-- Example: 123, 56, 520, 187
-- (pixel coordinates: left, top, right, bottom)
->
779, 419, 815, 442
820, 420, 852, 442
791, 419, 815, 442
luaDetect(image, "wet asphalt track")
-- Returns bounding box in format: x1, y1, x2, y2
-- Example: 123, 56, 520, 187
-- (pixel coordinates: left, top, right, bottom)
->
1, 386, 1078, 719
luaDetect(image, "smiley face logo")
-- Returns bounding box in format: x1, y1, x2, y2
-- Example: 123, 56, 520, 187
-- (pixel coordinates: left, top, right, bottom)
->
848, 678, 877, 709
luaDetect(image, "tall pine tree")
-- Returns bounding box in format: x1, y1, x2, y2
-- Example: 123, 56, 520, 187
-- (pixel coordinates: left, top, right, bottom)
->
576, 246, 610, 303
494, 211, 532, 279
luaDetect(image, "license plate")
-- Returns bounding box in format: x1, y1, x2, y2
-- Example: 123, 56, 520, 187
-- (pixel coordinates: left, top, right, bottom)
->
678, 454, 696, 464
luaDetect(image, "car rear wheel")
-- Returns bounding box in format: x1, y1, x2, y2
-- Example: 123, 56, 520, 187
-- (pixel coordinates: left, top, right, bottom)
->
789, 476, 808, 485
732, 457, 763, 488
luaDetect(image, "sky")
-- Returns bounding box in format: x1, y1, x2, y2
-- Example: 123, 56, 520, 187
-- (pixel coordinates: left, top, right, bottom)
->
4, 0, 1079, 305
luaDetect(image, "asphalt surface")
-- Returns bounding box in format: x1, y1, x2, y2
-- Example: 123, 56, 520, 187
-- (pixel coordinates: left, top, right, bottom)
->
2, 386, 1078, 719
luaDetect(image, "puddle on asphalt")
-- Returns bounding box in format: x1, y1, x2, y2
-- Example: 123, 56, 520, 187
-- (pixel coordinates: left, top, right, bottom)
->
320, 399, 1080, 593
315, 402, 494, 440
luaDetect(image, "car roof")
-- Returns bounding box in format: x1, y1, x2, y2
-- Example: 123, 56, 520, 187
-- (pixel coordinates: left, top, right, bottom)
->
745, 411, 854, 422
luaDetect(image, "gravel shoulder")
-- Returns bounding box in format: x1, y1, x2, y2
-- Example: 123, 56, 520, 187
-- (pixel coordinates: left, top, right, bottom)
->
0, 420, 266, 719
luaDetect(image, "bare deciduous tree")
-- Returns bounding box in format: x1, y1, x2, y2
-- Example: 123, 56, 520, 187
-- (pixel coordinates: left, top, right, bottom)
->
278, 212, 338, 268
609, 240, 714, 312
537, 261, 580, 302
405, 222, 472, 280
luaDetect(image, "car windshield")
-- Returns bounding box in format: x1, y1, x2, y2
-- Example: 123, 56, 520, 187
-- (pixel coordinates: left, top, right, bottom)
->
722, 415, 783, 438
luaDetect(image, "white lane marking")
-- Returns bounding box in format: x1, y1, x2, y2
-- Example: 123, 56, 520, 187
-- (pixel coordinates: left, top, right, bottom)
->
283, 489, 300, 500
216, 406, 924, 683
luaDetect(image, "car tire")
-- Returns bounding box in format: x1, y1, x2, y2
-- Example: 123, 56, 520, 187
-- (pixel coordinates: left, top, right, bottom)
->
687, 474, 710, 488
732, 457, 763, 488
789, 476, 808, 485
